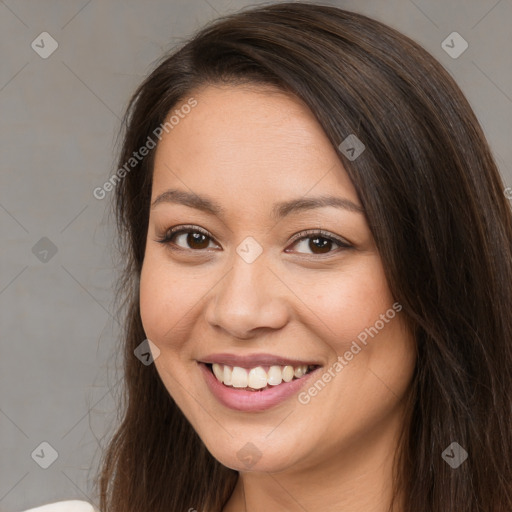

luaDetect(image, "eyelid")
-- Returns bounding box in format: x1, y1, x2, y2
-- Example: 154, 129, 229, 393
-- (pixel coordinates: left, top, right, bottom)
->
165, 224, 212, 239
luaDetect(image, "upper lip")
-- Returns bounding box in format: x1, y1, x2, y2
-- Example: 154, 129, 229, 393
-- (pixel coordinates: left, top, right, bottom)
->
198, 353, 322, 368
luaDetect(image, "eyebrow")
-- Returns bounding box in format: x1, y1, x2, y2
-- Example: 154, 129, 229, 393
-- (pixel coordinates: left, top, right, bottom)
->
151, 188, 365, 219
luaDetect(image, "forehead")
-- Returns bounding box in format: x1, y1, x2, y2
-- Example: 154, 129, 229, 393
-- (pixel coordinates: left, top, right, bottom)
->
151, 84, 359, 208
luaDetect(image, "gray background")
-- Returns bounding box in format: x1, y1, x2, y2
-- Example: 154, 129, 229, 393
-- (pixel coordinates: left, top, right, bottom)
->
1, 0, 511, 511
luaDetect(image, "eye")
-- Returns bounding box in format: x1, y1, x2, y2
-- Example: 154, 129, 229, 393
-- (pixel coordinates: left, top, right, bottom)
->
286, 229, 352, 256
156, 225, 352, 256
156, 225, 219, 251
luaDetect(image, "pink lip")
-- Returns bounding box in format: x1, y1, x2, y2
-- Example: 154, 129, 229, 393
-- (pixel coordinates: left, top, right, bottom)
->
199, 352, 320, 368
198, 362, 322, 412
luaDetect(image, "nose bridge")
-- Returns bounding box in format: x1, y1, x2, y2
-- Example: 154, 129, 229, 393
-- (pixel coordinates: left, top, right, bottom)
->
206, 249, 288, 337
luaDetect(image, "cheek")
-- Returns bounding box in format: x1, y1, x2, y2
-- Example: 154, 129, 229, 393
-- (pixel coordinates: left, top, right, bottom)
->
139, 254, 196, 346
139, 259, 169, 341
298, 256, 395, 347
139, 255, 199, 399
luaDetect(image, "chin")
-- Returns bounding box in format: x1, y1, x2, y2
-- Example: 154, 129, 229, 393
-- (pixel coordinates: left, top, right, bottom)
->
196, 427, 311, 473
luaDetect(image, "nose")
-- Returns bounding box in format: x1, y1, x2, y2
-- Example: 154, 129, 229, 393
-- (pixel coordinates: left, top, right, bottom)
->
204, 254, 289, 340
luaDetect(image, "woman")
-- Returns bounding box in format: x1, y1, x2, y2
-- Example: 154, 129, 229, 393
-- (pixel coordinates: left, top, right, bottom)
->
25, 2, 512, 511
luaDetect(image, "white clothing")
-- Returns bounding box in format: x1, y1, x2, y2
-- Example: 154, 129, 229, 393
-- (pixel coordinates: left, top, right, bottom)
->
21, 500, 97, 512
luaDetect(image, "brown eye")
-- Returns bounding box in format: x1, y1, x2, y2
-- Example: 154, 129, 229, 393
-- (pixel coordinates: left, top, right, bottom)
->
157, 226, 218, 251
181, 232, 211, 249
288, 231, 350, 256
308, 236, 333, 254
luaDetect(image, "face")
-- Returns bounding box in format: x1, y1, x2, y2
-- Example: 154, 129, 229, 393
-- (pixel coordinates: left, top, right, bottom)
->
140, 84, 416, 475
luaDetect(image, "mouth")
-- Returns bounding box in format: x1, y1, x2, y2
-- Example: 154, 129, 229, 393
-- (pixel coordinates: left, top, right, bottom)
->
202, 362, 321, 392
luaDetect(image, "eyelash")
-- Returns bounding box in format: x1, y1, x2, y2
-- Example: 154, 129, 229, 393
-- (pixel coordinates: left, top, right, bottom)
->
155, 224, 352, 256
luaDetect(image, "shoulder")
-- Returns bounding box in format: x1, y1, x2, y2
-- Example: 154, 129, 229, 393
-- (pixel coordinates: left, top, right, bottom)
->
21, 500, 98, 512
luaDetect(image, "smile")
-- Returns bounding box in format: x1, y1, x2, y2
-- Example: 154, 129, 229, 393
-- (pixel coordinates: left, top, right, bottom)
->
208, 363, 318, 391
198, 354, 323, 412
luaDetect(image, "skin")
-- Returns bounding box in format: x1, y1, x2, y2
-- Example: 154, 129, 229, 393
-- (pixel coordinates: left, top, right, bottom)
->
139, 84, 417, 512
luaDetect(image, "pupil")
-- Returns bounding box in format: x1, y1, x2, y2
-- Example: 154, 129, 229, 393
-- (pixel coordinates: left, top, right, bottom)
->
188, 232, 209, 249
310, 237, 331, 254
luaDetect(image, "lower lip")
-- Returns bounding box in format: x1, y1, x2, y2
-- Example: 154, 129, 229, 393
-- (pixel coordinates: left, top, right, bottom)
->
198, 362, 321, 412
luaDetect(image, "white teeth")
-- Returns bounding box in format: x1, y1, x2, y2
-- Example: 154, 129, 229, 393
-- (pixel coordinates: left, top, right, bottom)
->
282, 365, 294, 382
248, 367, 268, 389
210, 363, 314, 390
231, 366, 248, 388
223, 365, 232, 386
294, 365, 307, 378
267, 365, 283, 386
212, 363, 223, 381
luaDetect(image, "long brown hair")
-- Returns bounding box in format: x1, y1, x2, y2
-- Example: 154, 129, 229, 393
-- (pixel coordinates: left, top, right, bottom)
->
93, 3, 512, 511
